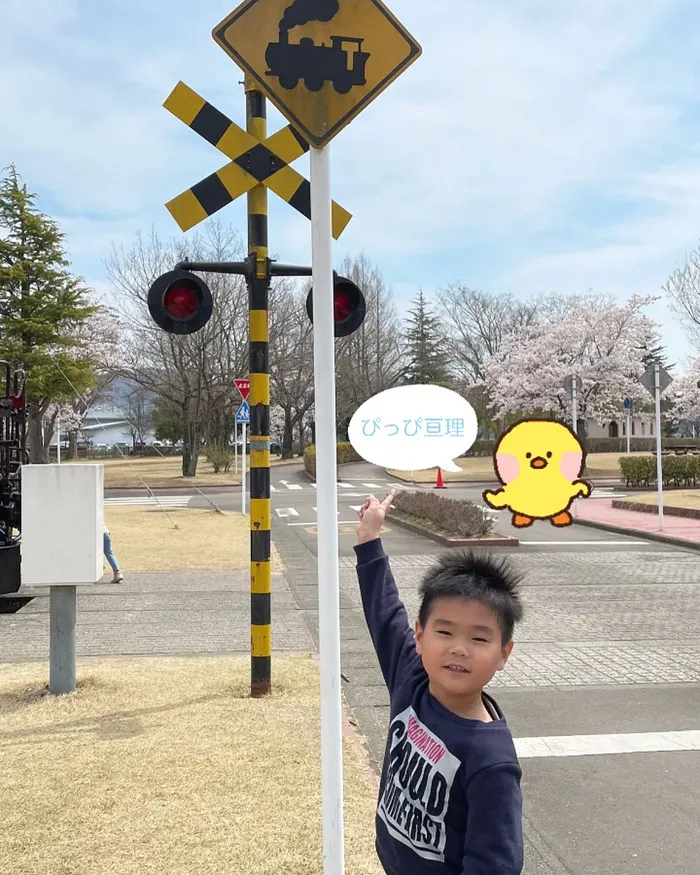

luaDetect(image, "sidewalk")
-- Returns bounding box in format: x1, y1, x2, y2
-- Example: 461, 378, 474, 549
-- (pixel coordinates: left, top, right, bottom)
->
575, 498, 700, 550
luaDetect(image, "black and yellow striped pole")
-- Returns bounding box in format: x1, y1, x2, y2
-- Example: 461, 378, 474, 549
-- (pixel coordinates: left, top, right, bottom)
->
245, 76, 272, 697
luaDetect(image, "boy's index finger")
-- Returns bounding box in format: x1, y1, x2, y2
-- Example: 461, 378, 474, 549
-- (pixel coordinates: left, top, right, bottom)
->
380, 490, 396, 510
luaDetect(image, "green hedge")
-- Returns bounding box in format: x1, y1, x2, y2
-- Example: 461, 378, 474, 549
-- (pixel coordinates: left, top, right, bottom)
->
392, 490, 494, 538
303, 442, 362, 478
618, 455, 700, 487
461, 437, 700, 458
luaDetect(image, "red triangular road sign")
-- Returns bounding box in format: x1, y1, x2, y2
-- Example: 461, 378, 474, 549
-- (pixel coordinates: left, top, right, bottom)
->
234, 378, 250, 401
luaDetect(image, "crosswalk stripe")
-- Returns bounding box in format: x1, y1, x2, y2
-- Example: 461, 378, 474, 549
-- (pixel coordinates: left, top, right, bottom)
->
285, 483, 303, 490
362, 482, 380, 488
337, 482, 353, 488
515, 730, 700, 759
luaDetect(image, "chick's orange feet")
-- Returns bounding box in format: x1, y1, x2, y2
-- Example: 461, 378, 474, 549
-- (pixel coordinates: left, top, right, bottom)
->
512, 513, 533, 527
550, 511, 572, 527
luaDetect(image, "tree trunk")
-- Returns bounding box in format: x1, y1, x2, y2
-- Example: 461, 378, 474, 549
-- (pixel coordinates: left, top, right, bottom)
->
182, 411, 200, 477
69, 430, 79, 459
27, 406, 49, 463
298, 417, 305, 456
281, 407, 294, 459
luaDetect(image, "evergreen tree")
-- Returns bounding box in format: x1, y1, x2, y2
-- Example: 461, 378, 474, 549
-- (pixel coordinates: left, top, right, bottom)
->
402, 290, 451, 385
0, 165, 98, 462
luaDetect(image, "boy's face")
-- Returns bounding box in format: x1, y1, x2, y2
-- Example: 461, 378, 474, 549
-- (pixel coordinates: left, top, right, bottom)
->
414, 597, 513, 697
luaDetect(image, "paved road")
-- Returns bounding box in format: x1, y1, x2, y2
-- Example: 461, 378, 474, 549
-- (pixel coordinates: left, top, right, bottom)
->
264, 463, 699, 874
106, 461, 668, 553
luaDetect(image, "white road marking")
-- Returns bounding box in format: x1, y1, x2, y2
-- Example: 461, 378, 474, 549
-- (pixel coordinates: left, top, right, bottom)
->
337, 482, 354, 488
515, 730, 700, 759
520, 540, 650, 546
105, 497, 191, 507
275, 508, 300, 518
284, 483, 303, 490
270, 485, 277, 492
287, 520, 356, 526
362, 482, 381, 488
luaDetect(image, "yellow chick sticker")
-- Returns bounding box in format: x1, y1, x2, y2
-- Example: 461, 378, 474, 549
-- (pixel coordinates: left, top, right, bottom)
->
483, 419, 591, 527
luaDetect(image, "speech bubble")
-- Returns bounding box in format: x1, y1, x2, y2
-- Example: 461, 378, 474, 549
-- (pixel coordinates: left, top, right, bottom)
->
348, 385, 478, 473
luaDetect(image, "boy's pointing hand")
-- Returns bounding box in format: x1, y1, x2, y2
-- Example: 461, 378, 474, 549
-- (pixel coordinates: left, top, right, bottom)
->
356, 489, 396, 544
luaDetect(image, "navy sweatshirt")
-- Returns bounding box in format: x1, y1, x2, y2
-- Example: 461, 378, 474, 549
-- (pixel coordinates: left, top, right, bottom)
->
355, 539, 523, 875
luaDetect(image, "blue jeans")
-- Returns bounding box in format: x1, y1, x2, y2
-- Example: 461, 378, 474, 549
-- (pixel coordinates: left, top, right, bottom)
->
104, 531, 120, 573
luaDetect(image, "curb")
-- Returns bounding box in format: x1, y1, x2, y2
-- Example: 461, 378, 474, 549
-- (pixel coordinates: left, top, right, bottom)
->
389, 513, 519, 549
612, 500, 700, 520
574, 517, 700, 553
384, 473, 624, 489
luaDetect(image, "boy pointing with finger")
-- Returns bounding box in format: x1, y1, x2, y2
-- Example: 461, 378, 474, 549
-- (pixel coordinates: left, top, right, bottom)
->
354, 490, 524, 874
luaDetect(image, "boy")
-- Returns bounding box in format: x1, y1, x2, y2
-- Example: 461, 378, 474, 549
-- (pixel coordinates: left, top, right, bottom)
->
355, 490, 524, 874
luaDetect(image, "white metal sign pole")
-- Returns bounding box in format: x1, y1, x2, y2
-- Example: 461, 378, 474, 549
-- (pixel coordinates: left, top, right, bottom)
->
626, 413, 631, 454
654, 365, 664, 531
571, 379, 578, 434
242, 422, 247, 516
310, 143, 345, 875
235, 420, 238, 474
57, 415, 61, 464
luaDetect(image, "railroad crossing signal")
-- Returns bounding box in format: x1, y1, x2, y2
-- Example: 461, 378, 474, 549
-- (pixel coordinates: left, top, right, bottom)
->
163, 81, 351, 235
147, 269, 213, 335
212, 0, 422, 147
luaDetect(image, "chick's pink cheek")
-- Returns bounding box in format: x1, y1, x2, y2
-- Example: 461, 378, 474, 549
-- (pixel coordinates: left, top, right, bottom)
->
495, 453, 519, 483
560, 451, 583, 480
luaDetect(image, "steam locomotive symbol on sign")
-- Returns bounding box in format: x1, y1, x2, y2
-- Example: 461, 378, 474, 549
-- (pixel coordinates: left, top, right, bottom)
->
265, 0, 370, 93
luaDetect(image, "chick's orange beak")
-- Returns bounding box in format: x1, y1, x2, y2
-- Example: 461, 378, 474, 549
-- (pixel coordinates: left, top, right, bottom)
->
530, 456, 548, 469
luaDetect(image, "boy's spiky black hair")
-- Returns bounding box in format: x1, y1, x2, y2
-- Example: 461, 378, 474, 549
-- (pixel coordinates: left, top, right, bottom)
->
417, 550, 524, 643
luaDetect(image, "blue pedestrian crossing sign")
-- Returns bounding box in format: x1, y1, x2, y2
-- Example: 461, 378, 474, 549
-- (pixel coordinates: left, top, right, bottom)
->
236, 401, 250, 424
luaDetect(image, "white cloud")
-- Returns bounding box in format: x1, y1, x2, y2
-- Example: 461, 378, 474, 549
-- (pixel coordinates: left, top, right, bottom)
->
3, 0, 700, 369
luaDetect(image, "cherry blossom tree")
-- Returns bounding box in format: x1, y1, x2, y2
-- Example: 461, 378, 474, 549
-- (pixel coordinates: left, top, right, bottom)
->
670, 360, 700, 435
483, 294, 663, 430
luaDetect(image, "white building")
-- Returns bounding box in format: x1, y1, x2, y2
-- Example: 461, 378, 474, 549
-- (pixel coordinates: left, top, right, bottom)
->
585, 415, 655, 439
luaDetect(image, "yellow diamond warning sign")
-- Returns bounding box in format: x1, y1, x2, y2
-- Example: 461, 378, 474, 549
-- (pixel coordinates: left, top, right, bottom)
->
212, 0, 421, 147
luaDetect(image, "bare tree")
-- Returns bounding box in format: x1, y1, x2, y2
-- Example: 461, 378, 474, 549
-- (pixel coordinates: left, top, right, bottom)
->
663, 243, 700, 350
436, 286, 540, 384
123, 384, 154, 449
333, 252, 405, 427
105, 222, 248, 476
269, 281, 314, 458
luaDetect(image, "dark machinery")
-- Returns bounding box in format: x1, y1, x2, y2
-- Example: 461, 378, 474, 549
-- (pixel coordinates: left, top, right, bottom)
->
265, 30, 370, 93
0, 361, 27, 610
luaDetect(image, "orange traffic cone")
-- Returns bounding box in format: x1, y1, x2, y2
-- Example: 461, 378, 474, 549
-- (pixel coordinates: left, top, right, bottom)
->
434, 467, 446, 489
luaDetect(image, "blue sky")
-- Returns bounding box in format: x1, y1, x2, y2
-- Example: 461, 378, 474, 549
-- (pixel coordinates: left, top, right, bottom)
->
4, 0, 700, 373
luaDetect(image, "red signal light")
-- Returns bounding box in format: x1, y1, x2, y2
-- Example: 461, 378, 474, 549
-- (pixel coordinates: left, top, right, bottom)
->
163, 284, 199, 319
306, 275, 366, 338
147, 269, 213, 335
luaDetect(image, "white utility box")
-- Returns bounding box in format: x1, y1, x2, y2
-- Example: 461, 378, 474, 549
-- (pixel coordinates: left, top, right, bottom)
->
21, 464, 104, 585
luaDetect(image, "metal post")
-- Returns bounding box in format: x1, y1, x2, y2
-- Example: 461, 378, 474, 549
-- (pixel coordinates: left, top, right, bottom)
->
655, 364, 664, 531
245, 77, 272, 698
57, 415, 61, 464
49, 586, 76, 694
571, 378, 578, 434
626, 414, 631, 454
310, 144, 345, 874
234, 420, 238, 474
242, 422, 247, 515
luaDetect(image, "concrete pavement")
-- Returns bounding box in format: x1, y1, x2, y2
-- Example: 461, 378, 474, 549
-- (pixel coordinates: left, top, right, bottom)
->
7, 460, 697, 872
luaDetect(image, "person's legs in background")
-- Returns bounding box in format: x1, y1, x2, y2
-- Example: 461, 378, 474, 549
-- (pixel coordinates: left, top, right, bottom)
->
104, 530, 124, 583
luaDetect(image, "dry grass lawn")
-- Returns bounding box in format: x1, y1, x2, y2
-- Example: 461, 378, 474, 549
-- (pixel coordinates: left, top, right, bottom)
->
67, 455, 300, 489
104, 507, 283, 573
387, 451, 647, 482
0, 655, 382, 875
624, 489, 700, 509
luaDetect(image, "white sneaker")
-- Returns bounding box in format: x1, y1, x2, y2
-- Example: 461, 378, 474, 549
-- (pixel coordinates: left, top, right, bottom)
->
112, 571, 124, 583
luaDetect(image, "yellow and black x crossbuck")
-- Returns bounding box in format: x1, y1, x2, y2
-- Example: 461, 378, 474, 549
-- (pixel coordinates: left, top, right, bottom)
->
163, 81, 352, 238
